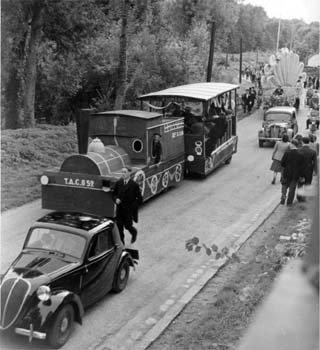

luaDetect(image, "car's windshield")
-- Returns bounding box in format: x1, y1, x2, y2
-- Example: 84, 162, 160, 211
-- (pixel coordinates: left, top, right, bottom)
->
266, 113, 291, 123
25, 227, 86, 259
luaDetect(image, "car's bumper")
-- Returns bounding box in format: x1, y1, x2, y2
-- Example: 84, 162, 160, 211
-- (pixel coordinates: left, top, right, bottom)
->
15, 326, 46, 341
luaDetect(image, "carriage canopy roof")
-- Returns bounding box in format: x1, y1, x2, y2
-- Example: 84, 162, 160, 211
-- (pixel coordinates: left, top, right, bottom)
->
139, 82, 239, 101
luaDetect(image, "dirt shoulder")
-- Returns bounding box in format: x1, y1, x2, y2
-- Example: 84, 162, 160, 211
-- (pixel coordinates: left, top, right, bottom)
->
147, 196, 315, 350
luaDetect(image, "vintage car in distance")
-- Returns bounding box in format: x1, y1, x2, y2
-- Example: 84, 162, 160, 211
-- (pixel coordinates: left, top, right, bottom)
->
258, 106, 298, 147
0, 212, 139, 348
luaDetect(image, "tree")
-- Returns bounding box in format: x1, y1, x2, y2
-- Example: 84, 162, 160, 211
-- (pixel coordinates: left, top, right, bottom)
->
1, 0, 105, 128
2, 0, 45, 128
114, 0, 129, 109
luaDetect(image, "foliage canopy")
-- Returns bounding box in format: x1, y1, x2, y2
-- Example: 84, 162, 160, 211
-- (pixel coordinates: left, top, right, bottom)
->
1, 0, 319, 128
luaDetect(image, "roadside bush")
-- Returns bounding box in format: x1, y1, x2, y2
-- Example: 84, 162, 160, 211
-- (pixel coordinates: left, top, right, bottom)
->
1, 125, 77, 211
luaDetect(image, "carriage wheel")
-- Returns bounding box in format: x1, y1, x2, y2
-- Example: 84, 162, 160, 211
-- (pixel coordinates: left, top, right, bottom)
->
162, 171, 169, 188
150, 175, 159, 194
175, 164, 183, 182
133, 170, 146, 196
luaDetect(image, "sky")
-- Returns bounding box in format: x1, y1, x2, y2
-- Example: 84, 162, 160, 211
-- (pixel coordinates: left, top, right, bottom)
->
243, 0, 320, 23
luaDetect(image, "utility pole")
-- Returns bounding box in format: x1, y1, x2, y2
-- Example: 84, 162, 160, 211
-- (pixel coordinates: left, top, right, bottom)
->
239, 38, 242, 84
276, 18, 281, 53
289, 23, 295, 51
207, 21, 216, 82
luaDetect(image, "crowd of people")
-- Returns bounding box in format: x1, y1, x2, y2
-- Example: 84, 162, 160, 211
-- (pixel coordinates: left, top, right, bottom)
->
240, 64, 265, 114
243, 65, 264, 88
304, 75, 319, 90
270, 133, 318, 206
183, 95, 233, 155
241, 87, 259, 113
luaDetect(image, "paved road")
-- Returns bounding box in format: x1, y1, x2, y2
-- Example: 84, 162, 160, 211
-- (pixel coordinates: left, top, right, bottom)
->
0, 101, 314, 350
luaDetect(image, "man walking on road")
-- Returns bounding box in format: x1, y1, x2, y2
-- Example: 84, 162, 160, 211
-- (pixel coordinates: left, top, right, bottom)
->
297, 136, 318, 202
113, 167, 143, 245
280, 139, 304, 206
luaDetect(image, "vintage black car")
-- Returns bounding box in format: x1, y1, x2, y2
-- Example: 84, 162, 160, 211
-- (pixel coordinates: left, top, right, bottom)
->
0, 212, 139, 348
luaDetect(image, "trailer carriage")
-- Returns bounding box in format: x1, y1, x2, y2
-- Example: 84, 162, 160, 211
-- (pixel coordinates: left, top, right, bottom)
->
138, 82, 239, 176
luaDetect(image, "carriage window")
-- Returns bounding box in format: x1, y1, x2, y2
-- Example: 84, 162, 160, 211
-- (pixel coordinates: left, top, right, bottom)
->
132, 139, 143, 153
88, 228, 114, 258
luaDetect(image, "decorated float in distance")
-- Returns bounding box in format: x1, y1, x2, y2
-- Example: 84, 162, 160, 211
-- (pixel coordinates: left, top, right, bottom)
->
262, 48, 306, 110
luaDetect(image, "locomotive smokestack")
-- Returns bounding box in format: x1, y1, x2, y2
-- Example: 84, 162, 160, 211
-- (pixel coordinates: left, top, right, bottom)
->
75, 109, 92, 154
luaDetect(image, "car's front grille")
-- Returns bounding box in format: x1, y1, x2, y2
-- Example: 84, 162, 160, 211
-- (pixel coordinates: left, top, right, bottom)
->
0, 278, 31, 329
270, 125, 285, 138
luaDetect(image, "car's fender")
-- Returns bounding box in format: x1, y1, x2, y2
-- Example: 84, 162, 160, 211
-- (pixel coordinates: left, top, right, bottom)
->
120, 250, 138, 271
20, 290, 84, 332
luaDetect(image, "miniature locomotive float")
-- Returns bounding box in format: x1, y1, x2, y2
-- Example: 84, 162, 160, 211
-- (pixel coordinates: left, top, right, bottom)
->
41, 109, 185, 217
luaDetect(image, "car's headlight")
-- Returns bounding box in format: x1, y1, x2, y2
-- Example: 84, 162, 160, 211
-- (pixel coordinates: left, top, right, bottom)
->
37, 285, 51, 301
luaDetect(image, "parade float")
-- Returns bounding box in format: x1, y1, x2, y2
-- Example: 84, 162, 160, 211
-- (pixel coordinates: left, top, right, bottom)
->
262, 48, 306, 109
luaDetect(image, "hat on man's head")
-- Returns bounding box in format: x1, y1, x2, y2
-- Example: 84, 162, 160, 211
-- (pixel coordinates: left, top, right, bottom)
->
302, 136, 310, 144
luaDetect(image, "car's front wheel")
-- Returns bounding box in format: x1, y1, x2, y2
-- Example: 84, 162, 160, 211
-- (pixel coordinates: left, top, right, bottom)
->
112, 258, 130, 293
47, 304, 74, 348
259, 140, 264, 147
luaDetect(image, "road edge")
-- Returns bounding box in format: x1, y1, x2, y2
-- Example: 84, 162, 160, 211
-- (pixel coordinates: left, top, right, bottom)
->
133, 195, 280, 350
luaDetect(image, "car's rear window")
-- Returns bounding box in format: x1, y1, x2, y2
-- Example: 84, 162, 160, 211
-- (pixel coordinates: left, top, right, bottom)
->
25, 228, 86, 259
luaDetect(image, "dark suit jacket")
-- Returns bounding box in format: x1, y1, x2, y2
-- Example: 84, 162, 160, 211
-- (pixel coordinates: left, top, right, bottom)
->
113, 178, 143, 222
299, 146, 317, 183
241, 93, 249, 104
281, 148, 304, 183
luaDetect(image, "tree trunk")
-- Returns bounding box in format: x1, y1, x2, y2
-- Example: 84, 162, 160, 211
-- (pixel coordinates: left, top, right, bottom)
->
18, 0, 44, 128
114, 0, 128, 110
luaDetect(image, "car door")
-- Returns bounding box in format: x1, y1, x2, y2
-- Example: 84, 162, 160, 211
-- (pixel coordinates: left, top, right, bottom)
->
80, 227, 118, 307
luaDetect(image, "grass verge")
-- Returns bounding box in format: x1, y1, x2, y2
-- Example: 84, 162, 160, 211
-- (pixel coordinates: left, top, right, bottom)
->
1, 124, 77, 211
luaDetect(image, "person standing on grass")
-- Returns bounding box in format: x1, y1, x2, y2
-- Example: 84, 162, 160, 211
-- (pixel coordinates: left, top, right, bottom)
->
280, 139, 304, 206
270, 134, 290, 184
